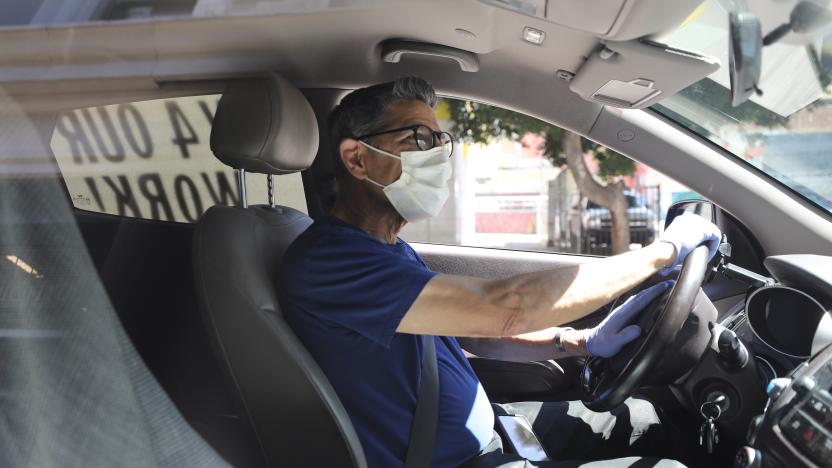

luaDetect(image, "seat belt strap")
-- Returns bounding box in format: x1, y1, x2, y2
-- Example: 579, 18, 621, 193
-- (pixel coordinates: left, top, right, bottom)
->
404, 335, 439, 468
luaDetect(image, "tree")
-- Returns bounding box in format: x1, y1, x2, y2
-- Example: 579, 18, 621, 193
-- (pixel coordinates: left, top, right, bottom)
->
444, 99, 636, 254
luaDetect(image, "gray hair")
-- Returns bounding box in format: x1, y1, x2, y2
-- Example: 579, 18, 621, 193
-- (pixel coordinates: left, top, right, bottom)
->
328, 76, 437, 180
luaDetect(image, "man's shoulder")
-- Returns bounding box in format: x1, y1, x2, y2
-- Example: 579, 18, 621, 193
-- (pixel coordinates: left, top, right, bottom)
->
282, 218, 393, 271
394, 238, 429, 267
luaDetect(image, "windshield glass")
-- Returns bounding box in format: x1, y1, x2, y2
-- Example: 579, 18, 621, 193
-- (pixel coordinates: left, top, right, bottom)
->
652, 0, 832, 214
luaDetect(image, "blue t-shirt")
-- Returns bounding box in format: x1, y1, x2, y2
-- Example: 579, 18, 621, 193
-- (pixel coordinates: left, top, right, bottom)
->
279, 216, 494, 467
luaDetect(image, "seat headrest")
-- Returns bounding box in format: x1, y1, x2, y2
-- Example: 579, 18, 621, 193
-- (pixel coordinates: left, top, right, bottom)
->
210, 74, 319, 174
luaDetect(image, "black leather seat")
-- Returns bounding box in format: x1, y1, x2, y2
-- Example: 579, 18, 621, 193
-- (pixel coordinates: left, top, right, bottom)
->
193, 75, 367, 468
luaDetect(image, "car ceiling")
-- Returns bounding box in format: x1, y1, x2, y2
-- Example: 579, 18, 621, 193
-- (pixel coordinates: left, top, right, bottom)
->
0, 0, 673, 133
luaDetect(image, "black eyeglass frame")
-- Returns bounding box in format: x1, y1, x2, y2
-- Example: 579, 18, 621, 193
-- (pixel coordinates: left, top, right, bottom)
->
356, 124, 455, 156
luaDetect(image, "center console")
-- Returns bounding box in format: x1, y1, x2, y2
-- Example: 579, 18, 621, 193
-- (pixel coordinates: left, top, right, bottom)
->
737, 343, 832, 467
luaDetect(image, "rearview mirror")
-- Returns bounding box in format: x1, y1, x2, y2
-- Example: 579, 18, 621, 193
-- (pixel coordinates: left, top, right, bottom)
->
728, 11, 763, 107
664, 200, 716, 230
762, 1, 832, 46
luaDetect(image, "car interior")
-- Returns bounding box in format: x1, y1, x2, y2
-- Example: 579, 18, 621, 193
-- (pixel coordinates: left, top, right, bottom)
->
2, 1, 832, 467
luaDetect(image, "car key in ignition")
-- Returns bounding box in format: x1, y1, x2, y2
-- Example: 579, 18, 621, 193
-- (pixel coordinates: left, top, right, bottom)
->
699, 394, 726, 454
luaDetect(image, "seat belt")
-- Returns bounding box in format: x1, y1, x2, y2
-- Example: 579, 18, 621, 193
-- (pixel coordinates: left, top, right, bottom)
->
404, 335, 439, 468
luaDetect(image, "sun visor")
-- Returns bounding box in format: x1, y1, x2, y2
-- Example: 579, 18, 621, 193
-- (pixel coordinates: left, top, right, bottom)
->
569, 40, 719, 109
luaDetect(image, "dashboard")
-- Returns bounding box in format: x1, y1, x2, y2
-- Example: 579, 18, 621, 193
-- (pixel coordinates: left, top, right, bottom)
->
721, 256, 832, 379
723, 255, 832, 468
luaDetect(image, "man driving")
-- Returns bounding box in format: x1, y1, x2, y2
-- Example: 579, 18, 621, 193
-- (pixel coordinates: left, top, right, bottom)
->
279, 76, 720, 467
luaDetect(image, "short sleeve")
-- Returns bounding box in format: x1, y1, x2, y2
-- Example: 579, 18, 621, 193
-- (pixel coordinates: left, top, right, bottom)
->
283, 234, 437, 347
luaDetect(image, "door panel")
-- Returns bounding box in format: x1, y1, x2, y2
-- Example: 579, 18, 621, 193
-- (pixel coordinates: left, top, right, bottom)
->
412, 243, 601, 279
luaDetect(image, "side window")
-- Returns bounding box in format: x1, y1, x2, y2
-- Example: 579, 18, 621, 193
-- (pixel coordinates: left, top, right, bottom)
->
399, 98, 701, 256
50, 94, 307, 223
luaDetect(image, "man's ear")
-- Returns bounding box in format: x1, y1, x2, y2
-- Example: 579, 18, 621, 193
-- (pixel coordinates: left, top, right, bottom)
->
338, 138, 368, 180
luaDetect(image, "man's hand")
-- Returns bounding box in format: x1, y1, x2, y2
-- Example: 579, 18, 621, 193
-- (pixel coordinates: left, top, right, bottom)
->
660, 213, 721, 266
582, 281, 674, 358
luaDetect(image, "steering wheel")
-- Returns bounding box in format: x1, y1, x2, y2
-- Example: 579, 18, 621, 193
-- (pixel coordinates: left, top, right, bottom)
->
580, 245, 712, 412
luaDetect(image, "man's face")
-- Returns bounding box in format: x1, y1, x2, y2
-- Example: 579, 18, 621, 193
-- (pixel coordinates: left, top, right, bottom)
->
360, 99, 441, 186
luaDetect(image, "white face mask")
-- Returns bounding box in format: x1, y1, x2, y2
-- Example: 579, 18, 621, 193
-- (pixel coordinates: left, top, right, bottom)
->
360, 141, 452, 222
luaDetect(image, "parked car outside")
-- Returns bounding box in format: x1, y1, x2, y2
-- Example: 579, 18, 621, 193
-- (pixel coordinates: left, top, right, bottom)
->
582, 193, 659, 254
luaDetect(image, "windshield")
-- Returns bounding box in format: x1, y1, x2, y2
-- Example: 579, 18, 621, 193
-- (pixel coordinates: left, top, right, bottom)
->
652, 0, 832, 214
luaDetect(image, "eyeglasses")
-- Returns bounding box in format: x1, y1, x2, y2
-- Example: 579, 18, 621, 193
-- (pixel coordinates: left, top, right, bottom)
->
357, 124, 455, 156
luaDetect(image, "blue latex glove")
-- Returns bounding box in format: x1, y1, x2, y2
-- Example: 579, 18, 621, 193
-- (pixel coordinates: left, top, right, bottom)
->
660, 213, 722, 266
585, 281, 674, 358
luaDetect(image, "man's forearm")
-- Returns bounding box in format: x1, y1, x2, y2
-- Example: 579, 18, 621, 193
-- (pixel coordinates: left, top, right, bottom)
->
399, 215, 718, 339
459, 327, 587, 362
398, 241, 675, 338
485, 241, 676, 336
